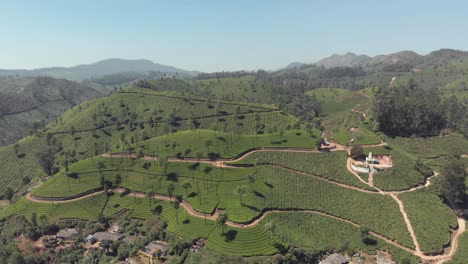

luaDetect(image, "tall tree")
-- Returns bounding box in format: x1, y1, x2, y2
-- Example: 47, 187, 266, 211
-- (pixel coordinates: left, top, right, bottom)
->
217, 213, 228, 235
439, 156, 467, 208
37, 147, 56, 177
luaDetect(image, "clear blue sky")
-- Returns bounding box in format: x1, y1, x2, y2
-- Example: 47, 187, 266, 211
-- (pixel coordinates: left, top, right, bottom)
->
1, 0, 467, 72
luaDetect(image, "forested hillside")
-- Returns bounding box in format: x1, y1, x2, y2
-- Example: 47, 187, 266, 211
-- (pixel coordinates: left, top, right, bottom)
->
0, 76, 113, 146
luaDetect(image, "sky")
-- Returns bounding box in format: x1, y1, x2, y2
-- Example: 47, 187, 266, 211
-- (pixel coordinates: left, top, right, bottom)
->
1, 0, 467, 72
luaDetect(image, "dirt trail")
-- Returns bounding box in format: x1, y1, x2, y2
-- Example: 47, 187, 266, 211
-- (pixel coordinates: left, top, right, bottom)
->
389, 193, 422, 254
27, 139, 466, 262
103, 144, 348, 169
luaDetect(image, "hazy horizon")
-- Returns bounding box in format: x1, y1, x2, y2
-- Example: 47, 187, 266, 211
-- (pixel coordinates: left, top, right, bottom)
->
2, 0, 468, 72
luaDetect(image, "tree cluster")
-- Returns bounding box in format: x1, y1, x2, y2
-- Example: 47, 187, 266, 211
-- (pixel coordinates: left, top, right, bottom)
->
374, 79, 466, 137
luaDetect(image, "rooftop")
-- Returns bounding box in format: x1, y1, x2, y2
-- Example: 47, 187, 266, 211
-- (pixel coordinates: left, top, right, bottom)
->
93, 232, 125, 241
319, 253, 349, 264
56, 228, 79, 239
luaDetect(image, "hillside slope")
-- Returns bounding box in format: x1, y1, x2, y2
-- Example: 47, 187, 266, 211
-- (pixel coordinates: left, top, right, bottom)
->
0, 76, 112, 146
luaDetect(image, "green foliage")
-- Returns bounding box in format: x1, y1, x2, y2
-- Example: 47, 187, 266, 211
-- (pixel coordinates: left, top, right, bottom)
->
447, 228, 468, 264
365, 146, 426, 191
399, 190, 457, 254
374, 79, 466, 136
232, 151, 373, 190
439, 157, 467, 208
141, 129, 317, 158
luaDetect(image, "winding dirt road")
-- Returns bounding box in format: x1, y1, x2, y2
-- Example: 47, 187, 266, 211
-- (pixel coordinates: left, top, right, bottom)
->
27, 140, 465, 263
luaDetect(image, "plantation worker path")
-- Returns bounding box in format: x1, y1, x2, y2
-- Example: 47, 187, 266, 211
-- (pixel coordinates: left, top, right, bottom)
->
29, 139, 465, 263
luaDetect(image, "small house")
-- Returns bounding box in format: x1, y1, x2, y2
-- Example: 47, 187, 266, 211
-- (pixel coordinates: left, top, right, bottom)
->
145, 241, 169, 257
319, 253, 349, 264
93, 232, 125, 242
56, 228, 79, 241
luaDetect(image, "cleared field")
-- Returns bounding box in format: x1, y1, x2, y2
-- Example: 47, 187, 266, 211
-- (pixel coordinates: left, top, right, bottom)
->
399, 190, 458, 254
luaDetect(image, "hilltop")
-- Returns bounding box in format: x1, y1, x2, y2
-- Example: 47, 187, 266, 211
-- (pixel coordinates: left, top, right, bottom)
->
313, 49, 468, 70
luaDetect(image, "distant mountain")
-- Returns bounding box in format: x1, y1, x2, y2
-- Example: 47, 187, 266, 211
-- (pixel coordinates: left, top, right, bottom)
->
308, 49, 468, 70
0, 76, 113, 146
316, 52, 371, 68
0, 58, 196, 81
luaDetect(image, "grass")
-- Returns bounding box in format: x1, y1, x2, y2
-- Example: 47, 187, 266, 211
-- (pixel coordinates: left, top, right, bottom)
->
383, 134, 468, 170
447, 225, 468, 264
0, 192, 417, 260
331, 125, 381, 145
399, 190, 458, 254
139, 129, 318, 158
265, 212, 420, 263
249, 166, 414, 248
230, 150, 374, 190
0, 136, 47, 196
0, 86, 301, 199
305, 88, 377, 146
364, 146, 426, 191
30, 155, 413, 247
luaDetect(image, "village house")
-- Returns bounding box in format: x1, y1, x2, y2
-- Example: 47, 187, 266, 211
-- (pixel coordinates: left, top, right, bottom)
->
56, 228, 79, 241
88, 232, 125, 243
144, 241, 169, 257
319, 253, 349, 264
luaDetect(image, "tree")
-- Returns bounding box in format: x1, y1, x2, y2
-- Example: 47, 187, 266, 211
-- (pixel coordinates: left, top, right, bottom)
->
360, 226, 370, 243
100, 174, 105, 187
264, 221, 276, 244
173, 201, 180, 223
13, 144, 20, 157
247, 175, 255, 187
101, 240, 112, 253
205, 139, 213, 152
184, 148, 192, 161
439, 156, 467, 208
31, 212, 38, 227
167, 183, 175, 200
182, 182, 192, 196
159, 157, 169, 175
349, 145, 364, 159
236, 185, 248, 204
3, 187, 14, 201
217, 213, 228, 234
115, 174, 122, 185
374, 79, 457, 137
97, 161, 106, 173
142, 162, 151, 178
37, 147, 56, 176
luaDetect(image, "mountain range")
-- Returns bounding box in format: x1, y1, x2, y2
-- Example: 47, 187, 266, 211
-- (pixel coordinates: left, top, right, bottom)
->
314, 49, 468, 70
0, 58, 197, 81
